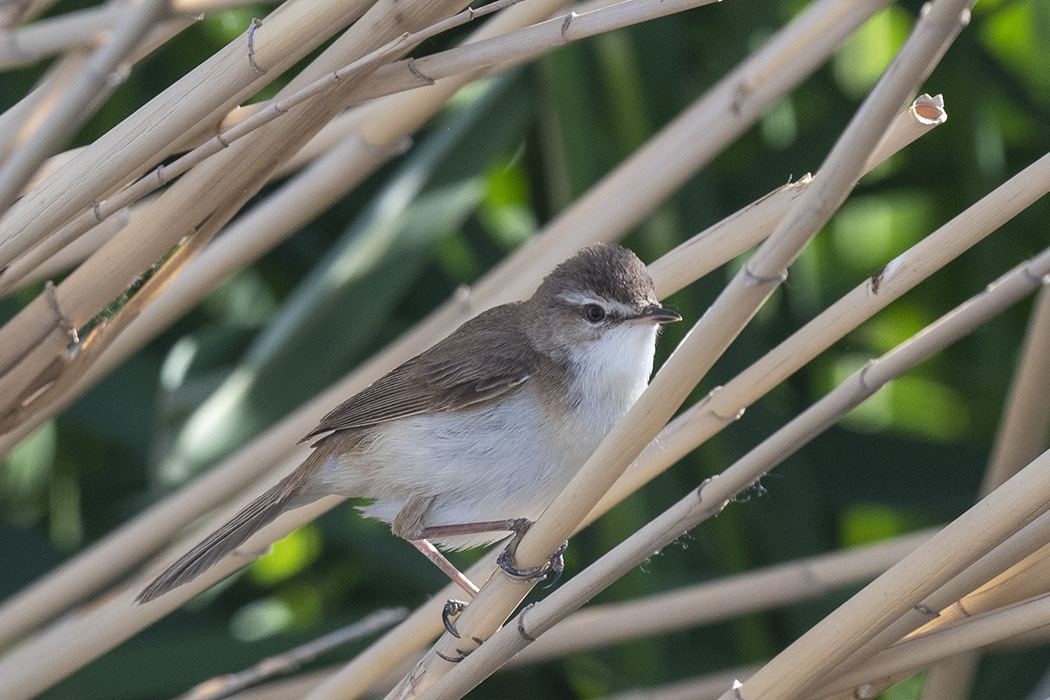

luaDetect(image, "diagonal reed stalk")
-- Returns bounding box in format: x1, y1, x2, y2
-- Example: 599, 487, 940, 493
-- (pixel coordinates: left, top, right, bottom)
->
417, 238, 1050, 700
0, 0, 716, 297
6, 0, 1046, 698
0, 0, 886, 656
0, 0, 488, 422
0, 0, 171, 214
388, 1, 973, 696
0, 0, 379, 267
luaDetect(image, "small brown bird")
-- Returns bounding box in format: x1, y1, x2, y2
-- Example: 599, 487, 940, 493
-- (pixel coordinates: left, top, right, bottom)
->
138, 244, 679, 603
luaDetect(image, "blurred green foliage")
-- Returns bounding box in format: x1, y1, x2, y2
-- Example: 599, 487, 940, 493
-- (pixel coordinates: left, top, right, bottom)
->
3, 0, 1050, 698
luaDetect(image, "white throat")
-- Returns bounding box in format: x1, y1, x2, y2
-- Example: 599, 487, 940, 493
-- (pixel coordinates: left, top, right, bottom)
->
565, 322, 659, 436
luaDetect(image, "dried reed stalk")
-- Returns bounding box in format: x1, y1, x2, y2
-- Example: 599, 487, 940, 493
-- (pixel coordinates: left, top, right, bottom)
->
511, 529, 937, 664
224, 528, 929, 697
1, 7, 196, 177
0, 49, 90, 163
913, 233, 1050, 700
0, 0, 254, 68
177, 608, 407, 700
0, 0, 475, 421
9, 207, 132, 290
414, 239, 1050, 700
0, 0, 715, 297
819, 587, 1050, 699
917, 656, 980, 700
390, 2, 971, 695
601, 666, 764, 700
0, 0, 879, 660
982, 285, 1050, 493
0, 493, 342, 700
0, 0, 170, 214
804, 484, 1050, 695
330, 0, 719, 107
596, 141, 1050, 521
649, 94, 944, 300
0, 0, 378, 269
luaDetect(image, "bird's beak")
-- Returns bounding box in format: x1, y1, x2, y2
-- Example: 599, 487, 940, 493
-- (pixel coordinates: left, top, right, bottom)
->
629, 304, 682, 325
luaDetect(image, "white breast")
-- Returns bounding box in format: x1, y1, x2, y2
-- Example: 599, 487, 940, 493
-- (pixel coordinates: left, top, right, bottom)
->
319, 322, 659, 550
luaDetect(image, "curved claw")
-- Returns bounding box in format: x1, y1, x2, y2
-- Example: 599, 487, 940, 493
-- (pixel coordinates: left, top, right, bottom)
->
442, 599, 468, 638
542, 542, 568, 589
498, 539, 569, 585
436, 648, 471, 663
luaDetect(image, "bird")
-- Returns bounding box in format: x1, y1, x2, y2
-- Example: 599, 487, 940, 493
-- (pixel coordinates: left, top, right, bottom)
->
137, 243, 680, 604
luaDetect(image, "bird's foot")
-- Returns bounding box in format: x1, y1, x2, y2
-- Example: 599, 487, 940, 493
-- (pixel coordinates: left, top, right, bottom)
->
497, 538, 569, 588
435, 625, 485, 663
442, 599, 468, 638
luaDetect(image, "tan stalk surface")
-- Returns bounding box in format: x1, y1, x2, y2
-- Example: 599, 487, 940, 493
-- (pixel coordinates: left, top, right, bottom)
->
0, 0, 474, 422
982, 285, 1050, 493
415, 238, 1050, 700
595, 134, 1050, 521
254, 529, 934, 697
0, 493, 346, 700
0, 49, 89, 163
392, 3, 969, 698
510, 529, 937, 664
1, 10, 196, 174
819, 588, 1050, 698
831, 224, 1050, 700
0, 0, 170, 214
0, 0, 379, 270
601, 667, 764, 700
0, 0, 880, 656
0, 14, 457, 425
10, 208, 132, 290
805, 468, 1050, 696
917, 656, 981, 700
0, 0, 714, 296
319, 0, 718, 107
916, 214, 1050, 700
0, 0, 260, 67
231, 527, 932, 697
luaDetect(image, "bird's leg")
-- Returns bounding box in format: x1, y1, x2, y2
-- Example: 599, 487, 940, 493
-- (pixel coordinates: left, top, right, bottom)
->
411, 518, 533, 645
418, 517, 533, 540
405, 517, 535, 597
421, 518, 569, 587
406, 539, 475, 653
395, 496, 481, 597
408, 538, 479, 597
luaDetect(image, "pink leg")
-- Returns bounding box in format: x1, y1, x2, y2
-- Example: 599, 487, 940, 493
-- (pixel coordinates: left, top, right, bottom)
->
419, 518, 531, 540
409, 539, 479, 596
409, 519, 533, 597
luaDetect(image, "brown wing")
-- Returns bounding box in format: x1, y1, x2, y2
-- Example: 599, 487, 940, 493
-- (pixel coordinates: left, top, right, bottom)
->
301, 303, 540, 441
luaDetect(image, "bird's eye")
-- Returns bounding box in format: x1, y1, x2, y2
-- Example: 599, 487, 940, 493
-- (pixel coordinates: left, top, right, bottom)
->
583, 304, 606, 323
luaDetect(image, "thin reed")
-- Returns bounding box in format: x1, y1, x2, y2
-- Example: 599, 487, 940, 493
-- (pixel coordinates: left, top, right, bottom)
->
1, 0, 1050, 699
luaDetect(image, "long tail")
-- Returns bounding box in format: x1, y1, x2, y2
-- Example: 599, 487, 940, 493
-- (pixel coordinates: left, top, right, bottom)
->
136, 458, 321, 604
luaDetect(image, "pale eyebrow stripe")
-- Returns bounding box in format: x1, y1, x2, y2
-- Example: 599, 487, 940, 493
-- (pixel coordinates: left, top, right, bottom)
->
557, 291, 604, 306
556, 292, 634, 318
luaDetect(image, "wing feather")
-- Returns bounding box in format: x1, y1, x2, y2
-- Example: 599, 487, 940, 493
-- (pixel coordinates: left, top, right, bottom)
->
302, 304, 541, 441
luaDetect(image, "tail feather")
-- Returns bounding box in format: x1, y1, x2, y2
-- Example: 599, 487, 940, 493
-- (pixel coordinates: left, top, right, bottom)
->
136, 463, 317, 604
